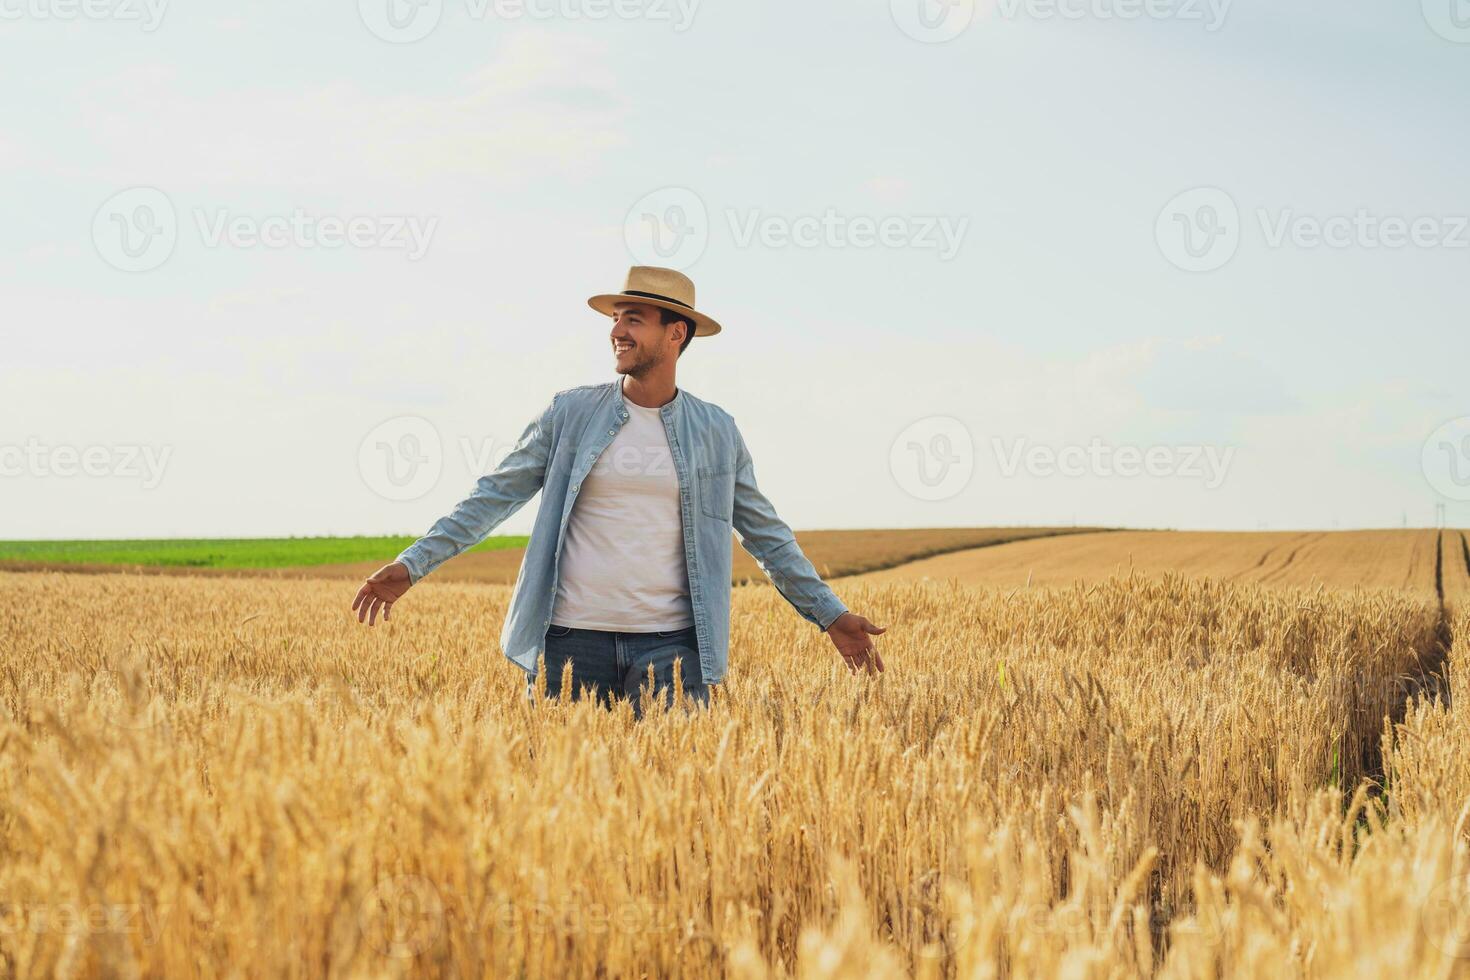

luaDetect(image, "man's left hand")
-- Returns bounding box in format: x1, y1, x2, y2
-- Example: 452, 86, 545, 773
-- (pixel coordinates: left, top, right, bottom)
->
826, 612, 886, 675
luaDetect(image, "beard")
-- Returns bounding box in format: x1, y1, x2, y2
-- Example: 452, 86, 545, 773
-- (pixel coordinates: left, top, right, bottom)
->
616, 344, 664, 377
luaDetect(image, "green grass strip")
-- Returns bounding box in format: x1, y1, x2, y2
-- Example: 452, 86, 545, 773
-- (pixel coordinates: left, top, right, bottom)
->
0, 536, 529, 569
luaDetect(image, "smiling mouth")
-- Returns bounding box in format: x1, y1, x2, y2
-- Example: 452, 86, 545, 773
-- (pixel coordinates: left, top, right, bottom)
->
614, 344, 634, 355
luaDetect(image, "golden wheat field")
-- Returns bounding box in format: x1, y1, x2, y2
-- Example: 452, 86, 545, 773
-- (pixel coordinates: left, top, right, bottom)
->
2, 563, 1469, 979
0, 558, 1464, 980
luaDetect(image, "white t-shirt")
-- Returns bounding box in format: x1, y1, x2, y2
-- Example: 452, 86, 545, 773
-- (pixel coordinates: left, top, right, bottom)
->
548, 384, 694, 632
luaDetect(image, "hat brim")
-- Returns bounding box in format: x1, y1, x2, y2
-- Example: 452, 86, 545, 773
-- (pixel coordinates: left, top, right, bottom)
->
588, 293, 721, 337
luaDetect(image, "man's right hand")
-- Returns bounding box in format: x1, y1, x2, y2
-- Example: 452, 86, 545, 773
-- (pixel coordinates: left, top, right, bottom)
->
352, 561, 413, 626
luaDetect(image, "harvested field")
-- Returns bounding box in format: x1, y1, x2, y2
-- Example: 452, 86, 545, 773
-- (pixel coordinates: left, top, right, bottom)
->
843, 529, 1451, 601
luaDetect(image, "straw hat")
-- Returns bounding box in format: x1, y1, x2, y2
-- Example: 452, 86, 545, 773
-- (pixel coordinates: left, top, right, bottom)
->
588, 266, 722, 337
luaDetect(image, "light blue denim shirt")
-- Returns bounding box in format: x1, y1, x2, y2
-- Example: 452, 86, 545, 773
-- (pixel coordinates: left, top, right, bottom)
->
394, 377, 849, 684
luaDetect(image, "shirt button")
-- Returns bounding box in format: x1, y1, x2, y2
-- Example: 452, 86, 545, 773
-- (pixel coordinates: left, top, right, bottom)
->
608, 429, 615, 435
572, 484, 579, 492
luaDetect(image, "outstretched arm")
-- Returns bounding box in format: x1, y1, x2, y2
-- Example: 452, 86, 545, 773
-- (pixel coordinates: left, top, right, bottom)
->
395, 395, 557, 583
352, 395, 557, 626
730, 427, 886, 674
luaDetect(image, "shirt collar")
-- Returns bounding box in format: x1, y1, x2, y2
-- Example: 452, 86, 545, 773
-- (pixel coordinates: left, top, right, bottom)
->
615, 377, 681, 415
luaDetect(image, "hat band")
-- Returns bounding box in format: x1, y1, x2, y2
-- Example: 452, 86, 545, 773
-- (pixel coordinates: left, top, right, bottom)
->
622, 290, 693, 310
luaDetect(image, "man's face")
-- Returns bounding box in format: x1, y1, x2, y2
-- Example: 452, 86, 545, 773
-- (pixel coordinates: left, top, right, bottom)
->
610, 302, 681, 376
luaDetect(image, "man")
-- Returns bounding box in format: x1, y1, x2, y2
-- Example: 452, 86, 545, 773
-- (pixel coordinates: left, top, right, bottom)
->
351, 266, 886, 715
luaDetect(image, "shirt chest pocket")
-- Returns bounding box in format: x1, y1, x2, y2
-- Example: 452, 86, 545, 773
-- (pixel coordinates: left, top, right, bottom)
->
697, 465, 735, 523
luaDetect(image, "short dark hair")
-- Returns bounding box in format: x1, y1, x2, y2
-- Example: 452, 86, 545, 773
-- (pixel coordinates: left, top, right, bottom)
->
659, 306, 696, 356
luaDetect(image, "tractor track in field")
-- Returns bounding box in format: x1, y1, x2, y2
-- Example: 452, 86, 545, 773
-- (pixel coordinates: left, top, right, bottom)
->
1462, 531, 1470, 591
1258, 532, 1326, 584
1425, 529, 1452, 704
1228, 532, 1304, 582
1413, 530, 1454, 708
1362, 531, 1455, 796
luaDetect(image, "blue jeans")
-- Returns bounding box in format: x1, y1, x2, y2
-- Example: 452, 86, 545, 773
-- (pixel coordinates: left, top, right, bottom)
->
528, 624, 710, 717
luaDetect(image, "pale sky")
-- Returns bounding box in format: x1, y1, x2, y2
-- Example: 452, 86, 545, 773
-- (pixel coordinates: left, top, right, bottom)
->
3, 0, 1468, 539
